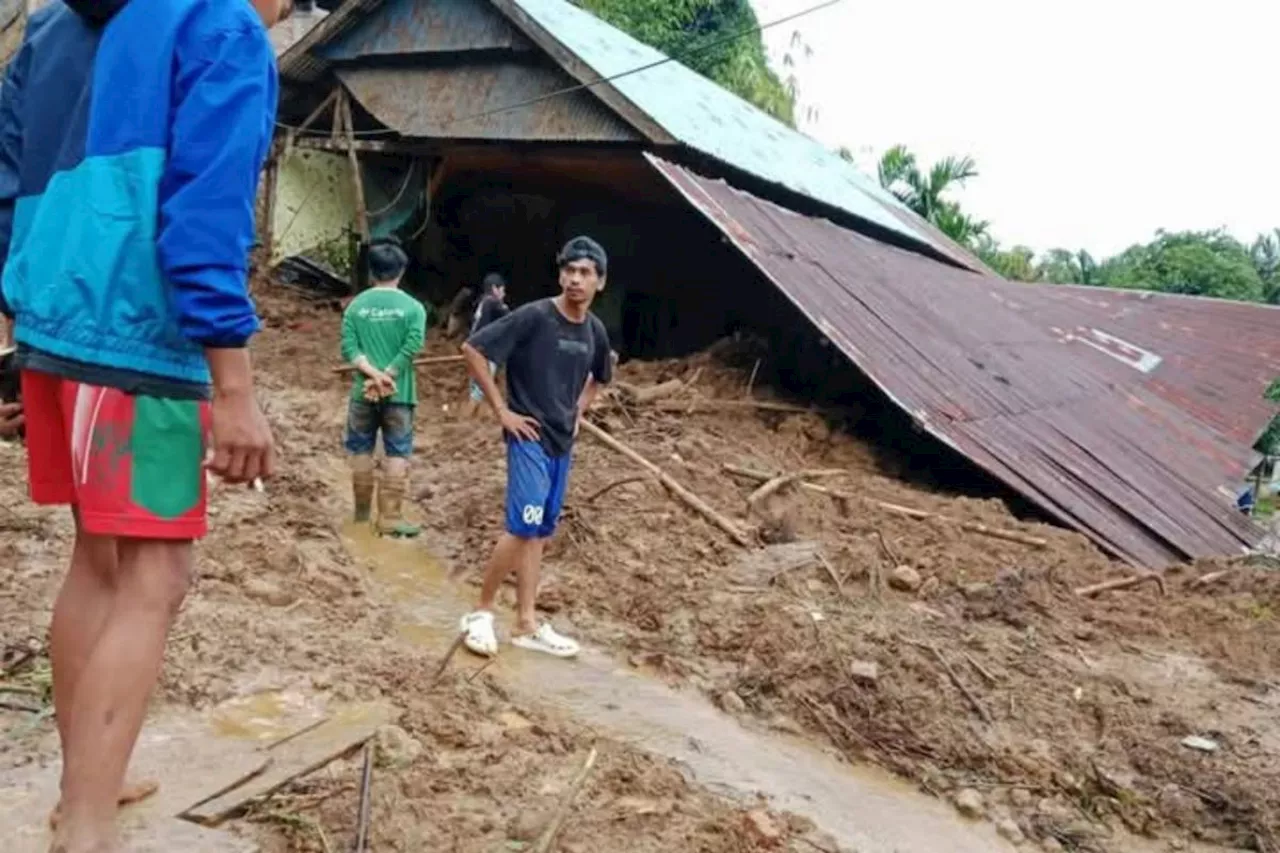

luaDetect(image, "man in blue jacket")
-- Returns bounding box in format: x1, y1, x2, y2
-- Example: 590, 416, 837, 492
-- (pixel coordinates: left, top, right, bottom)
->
0, 0, 287, 850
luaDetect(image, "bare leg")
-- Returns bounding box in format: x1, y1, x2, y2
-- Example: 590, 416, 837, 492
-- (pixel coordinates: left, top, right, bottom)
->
512, 538, 546, 635
52, 520, 117, 781
54, 539, 192, 853
476, 534, 532, 612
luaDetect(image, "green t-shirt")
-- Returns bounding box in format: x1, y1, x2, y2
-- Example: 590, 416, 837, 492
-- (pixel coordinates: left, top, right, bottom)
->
340, 287, 428, 405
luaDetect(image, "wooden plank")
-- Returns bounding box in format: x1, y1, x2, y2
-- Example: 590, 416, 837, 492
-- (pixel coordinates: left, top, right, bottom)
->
182, 702, 398, 827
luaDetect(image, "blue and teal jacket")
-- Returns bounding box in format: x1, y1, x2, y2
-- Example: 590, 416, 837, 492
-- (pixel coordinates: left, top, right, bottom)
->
0, 0, 277, 394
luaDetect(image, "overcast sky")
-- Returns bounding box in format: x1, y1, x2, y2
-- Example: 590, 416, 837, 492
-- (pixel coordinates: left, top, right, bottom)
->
754, 0, 1279, 257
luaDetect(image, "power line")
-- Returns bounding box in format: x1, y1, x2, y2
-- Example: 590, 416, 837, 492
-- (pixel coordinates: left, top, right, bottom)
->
275, 0, 840, 137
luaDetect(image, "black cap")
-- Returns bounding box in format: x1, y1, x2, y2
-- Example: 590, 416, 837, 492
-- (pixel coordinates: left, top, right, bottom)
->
557, 236, 607, 277
482, 272, 506, 293
368, 238, 408, 283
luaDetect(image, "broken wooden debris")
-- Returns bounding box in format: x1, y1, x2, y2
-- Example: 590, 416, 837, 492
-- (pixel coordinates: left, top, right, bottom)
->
724, 464, 1049, 549
330, 354, 464, 375
431, 631, 468, 686
1074, 572, 1166, 598
1188, 568, 1236, 590
352, 742, 374, 853
183, 702, 397, 827
584, 474, 651, 503
912, 641, 993, 724
582, 419, 752, 547
615, 378, 684, 404
533, 746, 599, 853
747, 472, 805, 509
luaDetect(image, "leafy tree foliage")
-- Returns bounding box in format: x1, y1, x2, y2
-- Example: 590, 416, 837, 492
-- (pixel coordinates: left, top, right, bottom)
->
875, 145, 988, 246
575, 0, 796, 125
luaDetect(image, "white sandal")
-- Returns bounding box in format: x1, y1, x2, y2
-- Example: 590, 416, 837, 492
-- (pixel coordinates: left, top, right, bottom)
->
460, 611, 498, 657
511, 623, 580, 659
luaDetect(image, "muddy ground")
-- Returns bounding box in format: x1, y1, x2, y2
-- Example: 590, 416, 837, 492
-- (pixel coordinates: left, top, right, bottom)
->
3, 286, 1278, 853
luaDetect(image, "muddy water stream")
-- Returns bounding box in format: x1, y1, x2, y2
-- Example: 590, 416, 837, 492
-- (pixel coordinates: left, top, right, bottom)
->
344, 524, 1017, 853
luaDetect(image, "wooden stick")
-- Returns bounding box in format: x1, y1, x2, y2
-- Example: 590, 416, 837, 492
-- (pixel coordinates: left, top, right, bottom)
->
285, 89, 340, 149
353, 742, 374, 853
604, 399, 812, 415
264, 716, 330, 752
724, 465, 1049, 549
431, 631, 468, 685
746, 358, 762, 396
582, 420, 751, 547
533, 747, 599, 853
816, 551, 845, 597
584, 475, 650, 503
465, 658, 495, 684
964, 653, 998, 687
331, 354, 464, 375
748, 472, 803, 508
915, 642, 992, 724
1188, 568, 1236, 590
1074, 572, 1166, 598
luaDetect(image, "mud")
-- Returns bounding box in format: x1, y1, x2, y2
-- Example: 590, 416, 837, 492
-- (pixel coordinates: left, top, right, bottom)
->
2, 287, 1277, 853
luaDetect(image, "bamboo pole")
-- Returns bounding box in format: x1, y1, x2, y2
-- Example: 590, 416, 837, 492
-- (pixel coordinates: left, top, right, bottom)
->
581, 420, 751, 547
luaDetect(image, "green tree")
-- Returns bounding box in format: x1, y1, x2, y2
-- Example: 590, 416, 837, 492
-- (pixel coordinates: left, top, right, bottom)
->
1099, 229, 1266, 302
576, 0, 796, 125
1250, 229, 1280, 304
1037, 248, 1100, 285
876, 145, 988, 246
975, 238, 1037, 281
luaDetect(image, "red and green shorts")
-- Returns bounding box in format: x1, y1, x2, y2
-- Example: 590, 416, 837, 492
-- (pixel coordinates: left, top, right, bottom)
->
22, 371, 211, 540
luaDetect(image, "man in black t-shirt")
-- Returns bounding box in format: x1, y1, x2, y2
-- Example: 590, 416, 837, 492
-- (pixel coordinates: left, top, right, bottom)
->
459, 238, 612, 659
464, 272, 509, 416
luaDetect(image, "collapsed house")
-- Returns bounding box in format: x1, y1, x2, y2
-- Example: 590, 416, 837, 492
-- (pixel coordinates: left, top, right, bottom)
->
0, 0, 1265, 567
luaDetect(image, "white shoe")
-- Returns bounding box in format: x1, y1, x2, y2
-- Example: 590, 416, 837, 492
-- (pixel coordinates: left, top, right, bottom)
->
460, 611, 498, 657
511, 623, 580, 659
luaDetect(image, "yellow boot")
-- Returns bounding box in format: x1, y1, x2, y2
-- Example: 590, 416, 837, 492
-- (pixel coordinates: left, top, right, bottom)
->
376, 471, 421, 538
351, 456, 376, 523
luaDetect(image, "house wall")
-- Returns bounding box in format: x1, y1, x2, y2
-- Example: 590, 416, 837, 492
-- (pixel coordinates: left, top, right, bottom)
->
270, 149, 355, 266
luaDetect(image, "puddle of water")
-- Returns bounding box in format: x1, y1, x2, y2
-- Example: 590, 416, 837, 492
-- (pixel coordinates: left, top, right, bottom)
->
341, 522, 1017, 853
209, 689, 325, 743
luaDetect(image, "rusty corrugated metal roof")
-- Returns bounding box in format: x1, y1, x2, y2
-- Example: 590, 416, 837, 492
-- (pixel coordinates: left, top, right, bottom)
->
993, 284, 1280, 448
270, 5, 330, 57
648, 155, 1274, 567
337, 62, 640, 142
320, 0, 530, 60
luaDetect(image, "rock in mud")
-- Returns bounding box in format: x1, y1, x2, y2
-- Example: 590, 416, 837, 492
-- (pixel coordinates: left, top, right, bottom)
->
742, 809, 782, 846
996, 817, 1025, 844
952, 788, 985, 819
242, 578, 295, 607
375, 724, 423, 769
1040, 839, 1064, 852
849, 659, 880, 686
1180, 735, 1219, 753
768, 714, 805, 736
718, 691, 747, 714
507, 809, 550, 842
889, 565, 923, 592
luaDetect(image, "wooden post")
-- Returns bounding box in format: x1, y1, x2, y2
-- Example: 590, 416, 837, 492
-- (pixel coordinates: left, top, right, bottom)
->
260, 140, 281, 261
340, 90, 371, 243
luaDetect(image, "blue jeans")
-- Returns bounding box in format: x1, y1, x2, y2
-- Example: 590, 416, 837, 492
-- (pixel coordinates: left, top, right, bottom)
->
505, 439, 571, 539
344, 399, 414, 457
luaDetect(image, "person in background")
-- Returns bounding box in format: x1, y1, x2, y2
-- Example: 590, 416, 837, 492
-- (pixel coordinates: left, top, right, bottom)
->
458, 237, 613, 659
0, 0, 288, 850
463, 271, 509, 417
340, 238, 427, 538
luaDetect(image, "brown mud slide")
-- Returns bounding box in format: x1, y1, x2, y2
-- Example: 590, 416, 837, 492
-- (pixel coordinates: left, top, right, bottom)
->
2, 288, 1276, 853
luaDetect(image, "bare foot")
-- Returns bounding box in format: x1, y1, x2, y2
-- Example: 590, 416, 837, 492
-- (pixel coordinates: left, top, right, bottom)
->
48, 780, 159, 828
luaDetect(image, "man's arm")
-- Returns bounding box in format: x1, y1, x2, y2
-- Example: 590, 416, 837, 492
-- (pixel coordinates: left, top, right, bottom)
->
340, 305, 391, 387
159, 17, 277, 482
463, 307, 539, 440
0, 41, 27, 319
385, 301, 426, 380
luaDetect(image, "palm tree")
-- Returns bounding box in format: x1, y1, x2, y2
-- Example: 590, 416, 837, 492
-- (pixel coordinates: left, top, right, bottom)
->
877, 145, 984, 246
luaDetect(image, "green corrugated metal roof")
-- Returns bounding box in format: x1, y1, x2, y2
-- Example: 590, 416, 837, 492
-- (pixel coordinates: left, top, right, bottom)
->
507, 0, 940, 253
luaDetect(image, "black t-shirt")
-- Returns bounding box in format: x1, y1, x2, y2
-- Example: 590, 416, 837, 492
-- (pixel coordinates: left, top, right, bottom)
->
470, 295, 510, 336
468, 298, 612, 457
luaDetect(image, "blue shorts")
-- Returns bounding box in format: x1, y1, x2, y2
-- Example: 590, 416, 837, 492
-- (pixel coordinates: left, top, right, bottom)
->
505, 439, 571, 539
344, 399, 414, 457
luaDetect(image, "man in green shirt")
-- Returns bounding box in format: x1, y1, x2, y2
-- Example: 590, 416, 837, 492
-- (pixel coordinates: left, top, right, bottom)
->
340, 239, 427, 537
